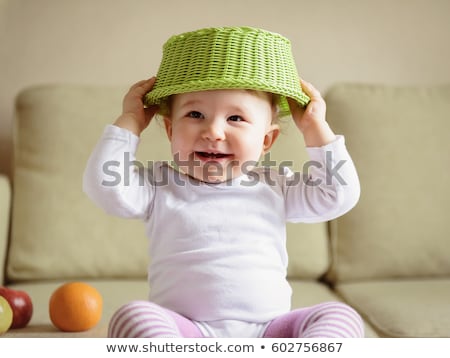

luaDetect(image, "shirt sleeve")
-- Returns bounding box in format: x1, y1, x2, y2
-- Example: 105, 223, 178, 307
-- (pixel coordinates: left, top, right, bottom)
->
82, 124, 154, 220
283, 135, 360, 223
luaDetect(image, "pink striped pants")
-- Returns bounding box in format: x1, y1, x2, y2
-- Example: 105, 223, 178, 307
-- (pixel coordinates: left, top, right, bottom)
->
108, 301, 364, 338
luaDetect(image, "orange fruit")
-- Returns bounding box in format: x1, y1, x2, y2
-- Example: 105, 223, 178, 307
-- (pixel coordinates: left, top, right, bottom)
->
49, 282, 103, 332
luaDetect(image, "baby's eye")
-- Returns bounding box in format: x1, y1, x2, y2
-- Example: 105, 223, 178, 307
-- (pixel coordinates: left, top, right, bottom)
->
228, 115, 244, 122
187, 111, 204, 119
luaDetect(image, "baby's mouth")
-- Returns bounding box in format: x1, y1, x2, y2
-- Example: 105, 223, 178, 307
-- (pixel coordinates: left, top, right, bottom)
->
195, 152, 232, 160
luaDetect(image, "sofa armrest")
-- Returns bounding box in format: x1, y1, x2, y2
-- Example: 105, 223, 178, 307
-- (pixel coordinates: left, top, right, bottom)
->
0, 174, 11, 285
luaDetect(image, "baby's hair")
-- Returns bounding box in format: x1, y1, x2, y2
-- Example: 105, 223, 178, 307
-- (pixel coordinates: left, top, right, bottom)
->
156, 96, 173, 118
156, 90, 282, 124
246, 90, 281, 124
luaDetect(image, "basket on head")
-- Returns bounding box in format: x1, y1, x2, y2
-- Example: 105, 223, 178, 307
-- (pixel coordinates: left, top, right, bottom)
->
144, 27, 309, 117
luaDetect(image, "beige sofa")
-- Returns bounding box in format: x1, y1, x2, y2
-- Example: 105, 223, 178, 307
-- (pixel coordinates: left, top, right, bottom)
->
1, 83, 449, 338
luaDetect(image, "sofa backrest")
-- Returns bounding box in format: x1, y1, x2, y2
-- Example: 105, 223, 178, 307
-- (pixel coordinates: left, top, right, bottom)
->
325, 83, 450, 283
7, 84, 329, 283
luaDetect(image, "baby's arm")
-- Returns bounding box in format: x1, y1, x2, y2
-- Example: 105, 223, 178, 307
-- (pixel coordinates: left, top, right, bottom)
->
284, 81, 360, 222
82, 78, 159, 219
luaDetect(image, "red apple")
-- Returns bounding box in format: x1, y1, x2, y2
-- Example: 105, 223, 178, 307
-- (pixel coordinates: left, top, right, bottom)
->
0, 286, 33, 329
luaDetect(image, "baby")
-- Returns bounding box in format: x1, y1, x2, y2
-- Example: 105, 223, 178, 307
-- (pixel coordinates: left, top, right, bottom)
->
83, 27, 363, 338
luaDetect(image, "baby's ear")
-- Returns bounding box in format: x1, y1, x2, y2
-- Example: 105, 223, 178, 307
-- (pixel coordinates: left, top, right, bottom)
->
262, 124, 280, 154
163, 117, 173, 140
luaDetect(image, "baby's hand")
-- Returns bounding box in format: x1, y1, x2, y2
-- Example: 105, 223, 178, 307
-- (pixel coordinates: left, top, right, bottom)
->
114, 77, 159, 136
288, 80, 336, 147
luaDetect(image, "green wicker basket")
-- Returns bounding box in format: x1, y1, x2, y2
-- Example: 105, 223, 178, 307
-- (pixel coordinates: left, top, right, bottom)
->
145, 27, 310, 117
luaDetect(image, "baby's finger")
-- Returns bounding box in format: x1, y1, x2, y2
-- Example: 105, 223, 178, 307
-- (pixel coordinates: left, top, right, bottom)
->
126, 79, 156, 104
300, 79, 323, 100
130, 79, 149, 89
137, 77, 157, 97
130, 77, 157, 93
142, 76, 157, 88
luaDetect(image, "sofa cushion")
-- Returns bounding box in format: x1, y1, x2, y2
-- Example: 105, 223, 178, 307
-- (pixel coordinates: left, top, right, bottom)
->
7, 85, 329, 282
3, 279, 377, 337
325, 84, 450, 281
8, 85, 150, 281
335, 279, 450, 337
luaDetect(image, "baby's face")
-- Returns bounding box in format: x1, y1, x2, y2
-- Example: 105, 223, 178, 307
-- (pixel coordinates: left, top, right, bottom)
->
164, 89, 279, 183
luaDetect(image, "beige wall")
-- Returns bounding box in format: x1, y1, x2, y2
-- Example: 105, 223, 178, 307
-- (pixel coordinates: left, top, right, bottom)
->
1, 0, 449, 178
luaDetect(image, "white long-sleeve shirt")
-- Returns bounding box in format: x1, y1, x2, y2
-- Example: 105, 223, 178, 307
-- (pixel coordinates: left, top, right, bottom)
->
83, 124, 360, 323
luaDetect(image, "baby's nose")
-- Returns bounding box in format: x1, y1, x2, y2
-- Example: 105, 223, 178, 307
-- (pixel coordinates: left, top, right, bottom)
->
202, 121, 226, 141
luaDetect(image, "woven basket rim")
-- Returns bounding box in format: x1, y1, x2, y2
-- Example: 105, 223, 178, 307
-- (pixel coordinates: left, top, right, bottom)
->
146, 78, 309, 117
